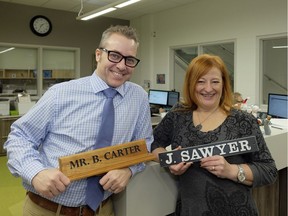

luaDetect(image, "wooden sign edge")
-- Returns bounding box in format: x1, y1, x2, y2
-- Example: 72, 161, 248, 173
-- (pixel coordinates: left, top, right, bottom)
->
58, 139, 156, 181
59, 139, 146, 161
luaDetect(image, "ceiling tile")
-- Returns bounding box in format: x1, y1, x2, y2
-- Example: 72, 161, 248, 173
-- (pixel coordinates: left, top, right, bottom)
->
0, 0, 199, 20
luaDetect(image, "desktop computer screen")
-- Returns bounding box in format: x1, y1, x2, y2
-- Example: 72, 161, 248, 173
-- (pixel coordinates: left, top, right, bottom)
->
168, 91, 180, 107
267, 93, 288, 119
148, 89, 169, 106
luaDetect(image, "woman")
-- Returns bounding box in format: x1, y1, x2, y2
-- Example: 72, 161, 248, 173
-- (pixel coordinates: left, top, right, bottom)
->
232, 92, 244, 109
151, 54, 277, 216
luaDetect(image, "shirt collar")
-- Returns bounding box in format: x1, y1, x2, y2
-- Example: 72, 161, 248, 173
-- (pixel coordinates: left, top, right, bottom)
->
90, 71, 126, 97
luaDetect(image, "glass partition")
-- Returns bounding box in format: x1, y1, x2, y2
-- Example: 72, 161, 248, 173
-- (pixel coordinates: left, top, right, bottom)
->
260, 36, 287, 104
173, 42, 234, 95
0, 43, 80, 98
42, 48, 77, 93
0, 46, 37, 95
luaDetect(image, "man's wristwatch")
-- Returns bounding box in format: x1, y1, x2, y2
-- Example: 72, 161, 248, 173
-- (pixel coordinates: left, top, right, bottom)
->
237, 164, 246, 183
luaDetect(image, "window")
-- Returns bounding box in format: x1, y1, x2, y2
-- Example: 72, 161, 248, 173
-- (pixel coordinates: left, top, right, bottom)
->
173, 41, 235, 95
260, 36, 287, 104
0, 43, 80, 97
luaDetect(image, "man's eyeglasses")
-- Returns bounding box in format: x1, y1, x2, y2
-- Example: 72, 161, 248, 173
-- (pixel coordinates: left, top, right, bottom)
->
99, 48, 140, 68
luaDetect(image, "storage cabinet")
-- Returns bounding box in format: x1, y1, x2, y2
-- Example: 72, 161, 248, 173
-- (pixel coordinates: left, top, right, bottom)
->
0, 116, 20, 156
0, 44, 80, 97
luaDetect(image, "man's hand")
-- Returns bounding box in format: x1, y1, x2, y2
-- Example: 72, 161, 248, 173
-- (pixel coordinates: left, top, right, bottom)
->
99, 168, 132, 194
31, 168, 71, 198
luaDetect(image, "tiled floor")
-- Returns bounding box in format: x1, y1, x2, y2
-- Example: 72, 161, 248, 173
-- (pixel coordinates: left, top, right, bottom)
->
0, 156, 25, 215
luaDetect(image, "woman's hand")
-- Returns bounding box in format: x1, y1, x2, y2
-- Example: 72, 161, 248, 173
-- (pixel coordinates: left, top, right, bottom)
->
169, 161, 193, 175
200, 155, 236, 179
168, 146, 193, 175
200, 155, 253, 185
153, 146, 193, 175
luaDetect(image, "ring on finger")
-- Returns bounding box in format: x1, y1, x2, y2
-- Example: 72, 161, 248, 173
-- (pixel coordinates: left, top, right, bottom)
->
212, 166, 215, 171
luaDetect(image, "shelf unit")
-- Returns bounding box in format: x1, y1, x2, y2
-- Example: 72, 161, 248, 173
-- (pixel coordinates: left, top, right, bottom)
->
0, 69, 35, 79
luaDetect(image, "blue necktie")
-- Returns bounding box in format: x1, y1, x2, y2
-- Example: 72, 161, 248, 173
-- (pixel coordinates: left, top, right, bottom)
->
86, 88, 117, 212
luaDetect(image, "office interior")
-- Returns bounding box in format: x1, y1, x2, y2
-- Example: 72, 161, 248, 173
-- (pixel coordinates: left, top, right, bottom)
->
0, 0, 287, 215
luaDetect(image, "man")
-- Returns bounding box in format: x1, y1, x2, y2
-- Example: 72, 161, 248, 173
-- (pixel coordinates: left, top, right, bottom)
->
4, 25, 153, 216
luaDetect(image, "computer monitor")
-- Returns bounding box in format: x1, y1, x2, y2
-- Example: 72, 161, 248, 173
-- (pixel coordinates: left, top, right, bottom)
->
267, 93, 288, 119
168, 91, 180, 107
148, 89, 169, 106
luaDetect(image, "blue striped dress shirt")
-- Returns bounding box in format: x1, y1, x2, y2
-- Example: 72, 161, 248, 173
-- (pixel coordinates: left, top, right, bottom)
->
4, 72, 153, 207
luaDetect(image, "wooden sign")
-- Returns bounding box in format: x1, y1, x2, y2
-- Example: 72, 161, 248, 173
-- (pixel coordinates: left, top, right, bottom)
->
59, 139, 156, 181
159, 136, 258, 167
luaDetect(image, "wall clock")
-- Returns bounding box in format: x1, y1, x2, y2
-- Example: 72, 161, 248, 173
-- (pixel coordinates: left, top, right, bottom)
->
30, 15, 52, 37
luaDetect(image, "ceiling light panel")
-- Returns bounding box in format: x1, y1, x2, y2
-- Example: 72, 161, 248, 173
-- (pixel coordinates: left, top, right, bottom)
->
115, 0, 141, 8
80, 7, 116, 20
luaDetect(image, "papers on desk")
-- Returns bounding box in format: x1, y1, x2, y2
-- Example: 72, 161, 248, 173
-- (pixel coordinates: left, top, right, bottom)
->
270, 118, 288, 129
15, 92, 36, 115
151, 116, 162, 126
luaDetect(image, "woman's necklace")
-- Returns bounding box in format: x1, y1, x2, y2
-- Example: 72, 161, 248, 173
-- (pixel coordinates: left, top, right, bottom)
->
195, 107, 219, 130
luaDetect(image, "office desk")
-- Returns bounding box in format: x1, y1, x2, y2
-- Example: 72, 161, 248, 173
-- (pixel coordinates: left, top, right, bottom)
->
263, 127, 287, 170
113, 128, 287, 216
151, 116, 162, 127
254, 127, 287, 216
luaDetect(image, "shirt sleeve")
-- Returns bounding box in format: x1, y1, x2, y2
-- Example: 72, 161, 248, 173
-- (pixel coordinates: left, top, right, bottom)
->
129, 92, 154, 176
4, 87, 56, 184
151, 108, 176, 152
246, 115, 278, 187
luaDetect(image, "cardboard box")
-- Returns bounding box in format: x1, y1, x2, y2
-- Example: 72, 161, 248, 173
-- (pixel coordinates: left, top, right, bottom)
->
17, 93, 31, 103
52, 70, 74, 79
15, 102, 36, 115
43, 70, 52, 78
6, 70, 29, 78
0, 99, 10, 116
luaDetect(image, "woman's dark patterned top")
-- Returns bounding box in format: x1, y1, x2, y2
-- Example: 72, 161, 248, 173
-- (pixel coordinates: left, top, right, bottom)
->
151, 103, 277, 216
